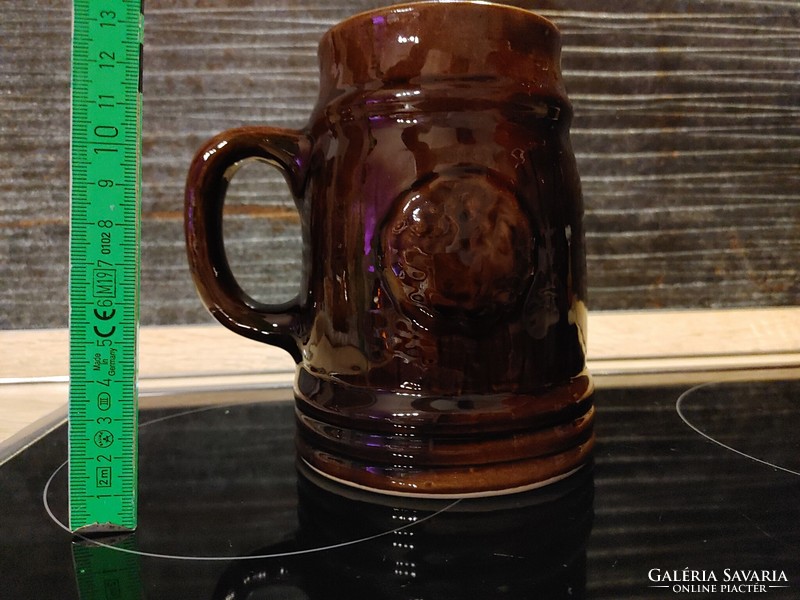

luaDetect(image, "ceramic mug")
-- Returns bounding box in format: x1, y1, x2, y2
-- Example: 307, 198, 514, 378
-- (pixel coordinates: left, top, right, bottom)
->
185, 1, 594, 497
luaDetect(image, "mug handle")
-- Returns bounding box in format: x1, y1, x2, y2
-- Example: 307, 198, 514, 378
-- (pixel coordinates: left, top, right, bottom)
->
184, 126, 311, 363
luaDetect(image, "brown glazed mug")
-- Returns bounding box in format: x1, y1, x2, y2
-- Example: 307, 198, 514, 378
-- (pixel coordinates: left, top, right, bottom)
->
185, 1, 594, 497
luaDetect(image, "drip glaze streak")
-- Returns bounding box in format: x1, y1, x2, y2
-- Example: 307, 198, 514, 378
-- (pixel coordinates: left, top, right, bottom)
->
185, 2, 594, 496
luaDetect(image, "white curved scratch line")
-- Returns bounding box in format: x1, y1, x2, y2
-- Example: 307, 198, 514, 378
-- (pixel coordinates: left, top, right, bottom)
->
675, 382, 800, 477
43, 405, 462, 561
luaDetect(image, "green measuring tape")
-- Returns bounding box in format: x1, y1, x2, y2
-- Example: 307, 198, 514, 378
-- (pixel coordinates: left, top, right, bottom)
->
69, 0, 143, 533
72, 536, 143, 599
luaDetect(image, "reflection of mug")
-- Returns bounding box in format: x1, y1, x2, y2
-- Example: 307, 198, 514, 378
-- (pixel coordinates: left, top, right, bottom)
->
185, 2, 594, 496
213, 465, 594, 600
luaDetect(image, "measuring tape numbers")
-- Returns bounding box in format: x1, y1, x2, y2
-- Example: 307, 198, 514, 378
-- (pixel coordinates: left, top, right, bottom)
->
69, 0, 143, 533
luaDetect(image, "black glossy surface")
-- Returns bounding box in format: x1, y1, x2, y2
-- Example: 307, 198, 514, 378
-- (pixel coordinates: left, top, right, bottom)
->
2, 379, 799, 598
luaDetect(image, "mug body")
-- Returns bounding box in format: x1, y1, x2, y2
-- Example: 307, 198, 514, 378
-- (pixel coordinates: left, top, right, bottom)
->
294, 2, 594, 496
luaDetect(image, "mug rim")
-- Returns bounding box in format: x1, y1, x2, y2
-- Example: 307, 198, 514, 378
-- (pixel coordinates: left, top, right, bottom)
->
321, 1, 559, 41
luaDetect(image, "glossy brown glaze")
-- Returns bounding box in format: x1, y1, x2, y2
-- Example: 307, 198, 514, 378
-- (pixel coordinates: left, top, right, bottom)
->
185, 1, 592, 496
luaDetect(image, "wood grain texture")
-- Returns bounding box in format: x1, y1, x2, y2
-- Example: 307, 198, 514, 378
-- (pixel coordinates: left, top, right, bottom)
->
3, 308, 798, 380
1, 0, 798, 329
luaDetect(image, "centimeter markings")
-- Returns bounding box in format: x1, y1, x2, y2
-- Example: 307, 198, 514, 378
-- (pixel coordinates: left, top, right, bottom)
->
69, 0, 143, 533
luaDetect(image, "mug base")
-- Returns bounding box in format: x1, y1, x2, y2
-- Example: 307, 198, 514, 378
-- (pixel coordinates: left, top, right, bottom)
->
294, 372, 595, 497
298, 456, 592, 499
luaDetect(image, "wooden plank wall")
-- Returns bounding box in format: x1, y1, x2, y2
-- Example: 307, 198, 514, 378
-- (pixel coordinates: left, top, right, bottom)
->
2, 0, 798, 329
